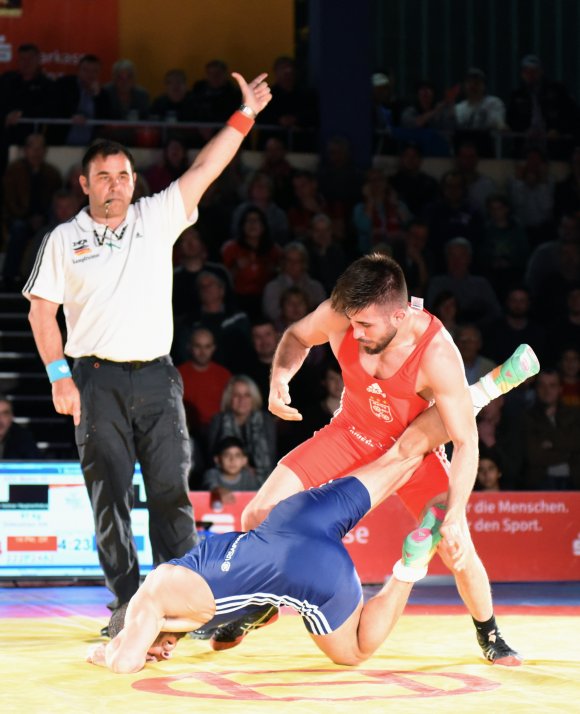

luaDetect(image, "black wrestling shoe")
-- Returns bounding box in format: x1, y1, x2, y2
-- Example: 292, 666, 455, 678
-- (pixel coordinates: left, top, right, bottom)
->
210, 605, 279, 651
188, 625, 219, 640
476, 628, 523, 666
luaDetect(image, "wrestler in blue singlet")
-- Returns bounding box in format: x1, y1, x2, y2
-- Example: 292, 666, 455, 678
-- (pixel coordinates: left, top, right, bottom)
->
168, 477, 371, 635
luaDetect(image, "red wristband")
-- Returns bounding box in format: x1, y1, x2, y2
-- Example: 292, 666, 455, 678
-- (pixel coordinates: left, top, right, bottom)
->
227, 110, 255, 137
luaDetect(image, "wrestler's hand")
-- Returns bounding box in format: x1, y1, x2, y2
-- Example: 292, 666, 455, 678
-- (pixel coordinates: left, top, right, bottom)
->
231, 72, 272, 116
439, 510, 470, 572
86, 643, 107, 667
52, 377, 81, 426
268, 378, 303, 421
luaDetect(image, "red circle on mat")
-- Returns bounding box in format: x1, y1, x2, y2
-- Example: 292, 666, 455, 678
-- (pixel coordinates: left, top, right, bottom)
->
133, 669, 500, 701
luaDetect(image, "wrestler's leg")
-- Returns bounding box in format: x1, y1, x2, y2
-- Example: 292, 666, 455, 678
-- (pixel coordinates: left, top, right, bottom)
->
310, 578, 412, 666
241, 464, 303, 530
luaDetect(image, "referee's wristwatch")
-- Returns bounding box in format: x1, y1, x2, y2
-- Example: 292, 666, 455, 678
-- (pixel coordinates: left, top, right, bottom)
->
239, 104, 257, 120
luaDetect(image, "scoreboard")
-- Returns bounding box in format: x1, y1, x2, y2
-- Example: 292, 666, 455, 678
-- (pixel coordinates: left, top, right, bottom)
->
0, 461, 153, 579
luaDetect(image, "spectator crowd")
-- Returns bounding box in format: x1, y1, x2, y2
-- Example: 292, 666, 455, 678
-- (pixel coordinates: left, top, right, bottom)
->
1, 44, 579, 493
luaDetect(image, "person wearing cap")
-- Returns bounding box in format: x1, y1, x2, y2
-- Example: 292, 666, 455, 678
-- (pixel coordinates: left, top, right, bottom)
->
506, 55, 579, 157
455, 68, 506, 132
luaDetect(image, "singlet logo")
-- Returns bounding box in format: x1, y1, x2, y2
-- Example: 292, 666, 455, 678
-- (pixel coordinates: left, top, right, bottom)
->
220, 533, 245, 572
366, 383, 393, 422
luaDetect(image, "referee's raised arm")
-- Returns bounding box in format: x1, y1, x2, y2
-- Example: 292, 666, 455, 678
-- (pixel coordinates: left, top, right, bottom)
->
177, 72, 271, 217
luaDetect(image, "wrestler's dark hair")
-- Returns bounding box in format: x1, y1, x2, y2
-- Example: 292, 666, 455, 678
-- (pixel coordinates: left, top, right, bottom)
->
107, 602, 186, 644
330, 253, 408, 314
81, 140, 136, 176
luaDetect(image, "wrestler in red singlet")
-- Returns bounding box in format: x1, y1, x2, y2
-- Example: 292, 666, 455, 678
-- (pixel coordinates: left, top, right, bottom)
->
280, 306, 449, 519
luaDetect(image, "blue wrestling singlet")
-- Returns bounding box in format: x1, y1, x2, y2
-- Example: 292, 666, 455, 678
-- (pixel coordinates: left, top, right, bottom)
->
168, 477, 371, 635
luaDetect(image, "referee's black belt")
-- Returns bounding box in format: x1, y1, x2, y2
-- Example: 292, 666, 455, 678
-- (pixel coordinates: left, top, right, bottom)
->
76, 355, 171, 371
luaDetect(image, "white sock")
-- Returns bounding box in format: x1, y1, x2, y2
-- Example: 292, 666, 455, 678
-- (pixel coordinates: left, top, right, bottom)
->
469, 382, 491, 416
478, 372, 502, 401
392, 559, 428, 583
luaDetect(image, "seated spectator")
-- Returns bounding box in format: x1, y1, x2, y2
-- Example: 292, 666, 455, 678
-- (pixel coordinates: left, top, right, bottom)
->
172, 225, 233, 323
257, 55, 318, 150
317, 135, 363, 218
191, 59, 240, 141
2, 133, 62, 289
202, 437, 264, 500
480, 194, 530, 298
177, 327, 232, 437
103, 58, 150, 120
23, 188, 82, 280
288, 170, 344, 241
398, 79, 457, 156
258, 136, 294, 209
477, 397, 524, 489
144, 137, 190, 194
245, 318, 280, 404
523, 369, 580, 489
454, 141, 496, 217
546, 285, 580, 365
426, 237, 502, 328
455, 324, 495, 384
274, 285, 311, 333
454, 68, 506, 156
391, 220, 431, 297
431, 290, 460, 340
221, 206, 283, 319
173, 270, 252, 370
262, 242, 326, 323
231, 171, 290, 244
475, 449, 503, 492
422, 170, 483, 270
149, 68, 196, 124
557, 347, 580, 409
54, 54, 111, 146
483, 286, 547, 366
102, 58, 149, 144
525, 214, 580, 319
0, 43, 55, 146
389, 143, 440, 217
352, 168, 411, 255
304, 213, 347, 294
507, 54, 579, 159
0, 396, 40, 459
508, 147, 555, 247
207, 375, 276, 485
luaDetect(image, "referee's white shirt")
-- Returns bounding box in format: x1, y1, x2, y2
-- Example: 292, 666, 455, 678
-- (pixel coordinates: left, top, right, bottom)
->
23, 181, 197, 361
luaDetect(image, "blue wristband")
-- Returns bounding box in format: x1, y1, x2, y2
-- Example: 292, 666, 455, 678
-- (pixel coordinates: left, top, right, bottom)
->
46, 359, 72, 383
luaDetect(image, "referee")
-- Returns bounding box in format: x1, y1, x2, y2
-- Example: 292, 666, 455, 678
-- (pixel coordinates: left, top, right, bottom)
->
23, 71, 272, 614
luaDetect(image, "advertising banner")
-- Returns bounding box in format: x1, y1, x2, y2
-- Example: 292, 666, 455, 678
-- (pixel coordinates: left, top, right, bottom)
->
189, 491, 580, 583
0, 0, 118, 78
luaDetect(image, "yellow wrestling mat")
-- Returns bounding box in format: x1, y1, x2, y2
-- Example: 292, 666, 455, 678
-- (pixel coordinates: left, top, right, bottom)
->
1, 613, 578, 714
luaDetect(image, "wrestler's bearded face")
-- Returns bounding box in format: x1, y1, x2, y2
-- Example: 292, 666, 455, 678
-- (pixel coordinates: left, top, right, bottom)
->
347, 304, 401, 354
359, 327, 398, 354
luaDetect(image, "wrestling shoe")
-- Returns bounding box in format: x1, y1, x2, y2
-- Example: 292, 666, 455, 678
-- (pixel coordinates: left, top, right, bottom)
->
481, 344, 540, 398
402, 503, 446, 568
393, 503, 446, 582
476, 627, 523, 666
210, 604, 279, 651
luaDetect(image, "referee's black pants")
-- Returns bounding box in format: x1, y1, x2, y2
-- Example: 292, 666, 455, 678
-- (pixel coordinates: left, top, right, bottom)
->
73, 356, 197, 610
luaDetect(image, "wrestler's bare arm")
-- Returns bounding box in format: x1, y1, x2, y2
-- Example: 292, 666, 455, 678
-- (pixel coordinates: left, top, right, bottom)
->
269, 300, 348, 420
87, 588, 165, 673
